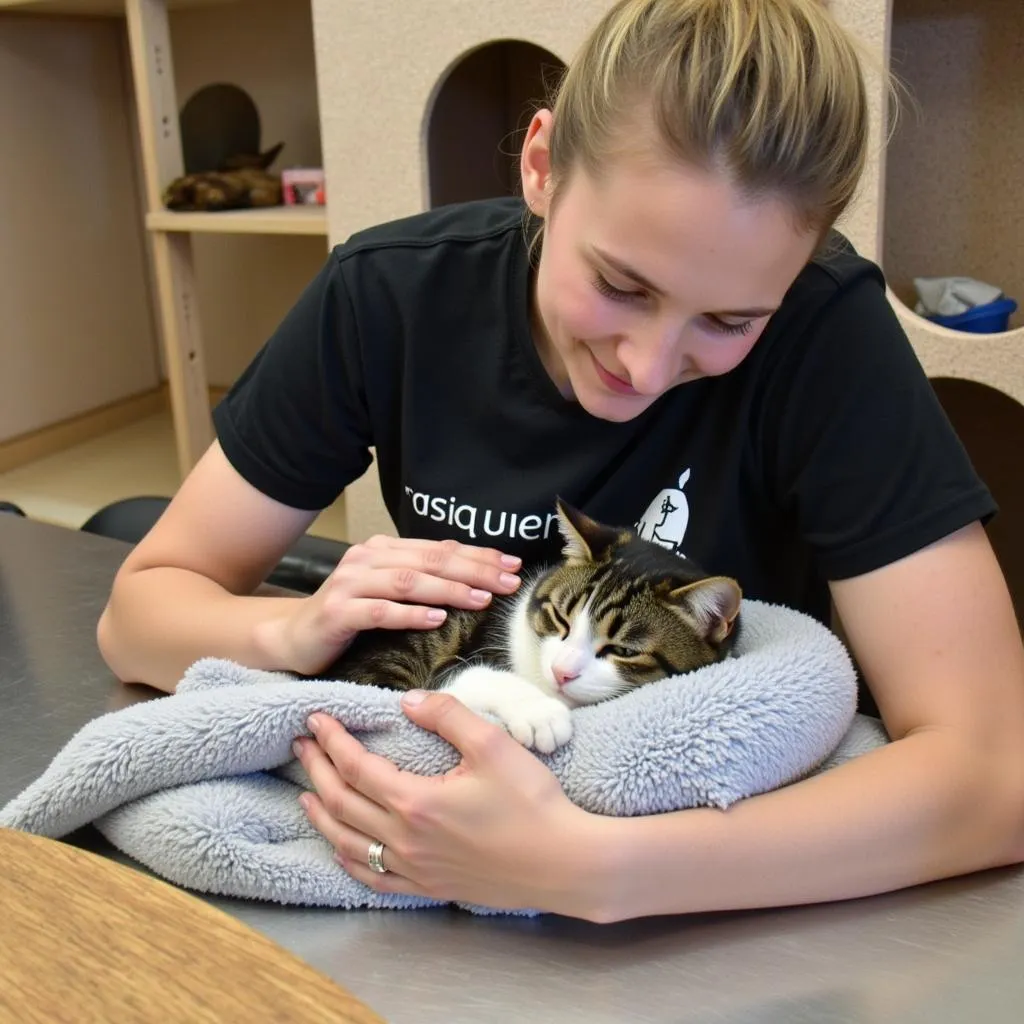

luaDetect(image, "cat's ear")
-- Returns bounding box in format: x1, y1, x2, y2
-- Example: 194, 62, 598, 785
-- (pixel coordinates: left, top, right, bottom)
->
555, 498, 620, 563
669, 576, 742, 644
257, 141, 285, 170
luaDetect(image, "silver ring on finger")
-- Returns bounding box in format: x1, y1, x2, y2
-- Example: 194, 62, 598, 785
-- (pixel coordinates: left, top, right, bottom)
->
367, 839, 388, 874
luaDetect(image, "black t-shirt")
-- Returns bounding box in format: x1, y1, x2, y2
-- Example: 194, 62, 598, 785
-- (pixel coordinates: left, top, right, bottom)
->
215, 197, 995, 709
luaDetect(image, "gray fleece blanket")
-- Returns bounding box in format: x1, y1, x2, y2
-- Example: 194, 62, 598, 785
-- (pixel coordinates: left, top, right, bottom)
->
0, 599, 888, 913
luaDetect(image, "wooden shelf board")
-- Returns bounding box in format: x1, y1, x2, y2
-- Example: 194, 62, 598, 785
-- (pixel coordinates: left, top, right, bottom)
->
146, 205, 328, 237
0, 0, 240, 15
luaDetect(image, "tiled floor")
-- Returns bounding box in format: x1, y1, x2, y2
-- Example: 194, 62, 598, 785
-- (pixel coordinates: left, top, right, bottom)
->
0, 411, 349, 542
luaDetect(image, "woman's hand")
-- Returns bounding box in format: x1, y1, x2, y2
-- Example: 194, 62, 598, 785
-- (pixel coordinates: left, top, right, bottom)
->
260, 536, 522, 676
292, 692, 606, 918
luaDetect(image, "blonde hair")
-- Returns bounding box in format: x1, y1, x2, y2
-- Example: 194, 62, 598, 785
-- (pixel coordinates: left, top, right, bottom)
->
542, 0, 872, 238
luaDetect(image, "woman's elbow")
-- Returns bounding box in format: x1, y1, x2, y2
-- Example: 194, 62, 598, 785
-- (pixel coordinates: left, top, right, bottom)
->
994, 757, 1024, 866
970, 732, 1024, 869
96, 594, 134, 685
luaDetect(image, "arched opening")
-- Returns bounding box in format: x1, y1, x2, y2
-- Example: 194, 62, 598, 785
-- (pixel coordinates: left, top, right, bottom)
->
931, 377, 1024, 631
884, 0, 1021, 332
425, 40, 565, 209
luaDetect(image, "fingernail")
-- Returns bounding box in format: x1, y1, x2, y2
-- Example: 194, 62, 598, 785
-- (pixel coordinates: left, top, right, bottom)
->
426, 609, 447, 623
292, 739, 304, 758
298, 793, 312, 811
469, 588, 491, 604
501, 554, 522, 569
402, 689, 427, 707
306, 714, 320, 733
499, 572, 520, 588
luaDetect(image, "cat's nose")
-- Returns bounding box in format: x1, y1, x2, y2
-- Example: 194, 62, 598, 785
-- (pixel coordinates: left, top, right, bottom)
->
554, 667, 580, 687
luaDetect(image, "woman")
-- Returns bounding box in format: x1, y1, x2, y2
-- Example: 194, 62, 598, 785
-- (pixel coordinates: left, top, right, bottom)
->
98, 0, 1024, 921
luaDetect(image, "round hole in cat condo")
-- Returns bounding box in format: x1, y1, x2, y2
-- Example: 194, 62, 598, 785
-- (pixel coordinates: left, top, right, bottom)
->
883, 0, 1022, 335
929, 376, 1024, 631
424, 40, 565, 209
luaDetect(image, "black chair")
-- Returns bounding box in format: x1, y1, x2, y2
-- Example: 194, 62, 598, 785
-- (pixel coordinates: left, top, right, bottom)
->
79, 496, 348, 595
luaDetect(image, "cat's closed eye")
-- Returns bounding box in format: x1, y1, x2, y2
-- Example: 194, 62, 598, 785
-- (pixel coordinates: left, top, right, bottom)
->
596, 644, 642, 660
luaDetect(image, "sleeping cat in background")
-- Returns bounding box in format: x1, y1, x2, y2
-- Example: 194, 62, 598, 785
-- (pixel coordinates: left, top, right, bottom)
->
328, 500, 742, 753
163, 143, 285, 212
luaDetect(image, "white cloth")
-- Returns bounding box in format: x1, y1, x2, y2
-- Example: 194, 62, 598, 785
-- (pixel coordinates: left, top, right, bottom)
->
914, 276, 1003, 317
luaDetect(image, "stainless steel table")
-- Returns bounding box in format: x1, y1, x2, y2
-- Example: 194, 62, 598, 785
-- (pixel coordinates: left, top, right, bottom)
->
3, 512, 1023, 1023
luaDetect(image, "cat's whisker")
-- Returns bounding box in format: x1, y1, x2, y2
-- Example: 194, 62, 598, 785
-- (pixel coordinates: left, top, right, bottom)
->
464, 645, 507, 659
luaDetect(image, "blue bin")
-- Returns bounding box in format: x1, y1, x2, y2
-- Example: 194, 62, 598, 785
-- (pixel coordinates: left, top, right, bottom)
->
926, 296, 1018, 334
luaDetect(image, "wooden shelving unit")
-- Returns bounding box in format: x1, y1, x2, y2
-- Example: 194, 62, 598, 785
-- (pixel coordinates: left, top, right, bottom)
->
147, 206, 328, 236
3, 0, 328, 479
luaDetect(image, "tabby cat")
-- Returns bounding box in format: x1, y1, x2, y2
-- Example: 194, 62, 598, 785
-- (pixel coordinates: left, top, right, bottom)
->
330, 500, 742, 753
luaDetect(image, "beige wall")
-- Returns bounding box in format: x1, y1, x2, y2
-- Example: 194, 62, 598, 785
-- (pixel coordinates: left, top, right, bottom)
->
0, 13, 159, 443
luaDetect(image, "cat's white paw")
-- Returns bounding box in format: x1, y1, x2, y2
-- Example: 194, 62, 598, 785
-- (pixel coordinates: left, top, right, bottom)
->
443, 665, 574, 753
501, 696, 573, 753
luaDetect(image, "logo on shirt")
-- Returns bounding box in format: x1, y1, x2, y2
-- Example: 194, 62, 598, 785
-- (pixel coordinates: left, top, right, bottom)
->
635, 469, 691, 555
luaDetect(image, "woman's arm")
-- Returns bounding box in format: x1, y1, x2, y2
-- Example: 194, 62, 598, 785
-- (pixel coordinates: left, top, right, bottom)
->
587, 521, 1024, 921
98, 443, 521, 693
97, 443, 318, 691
